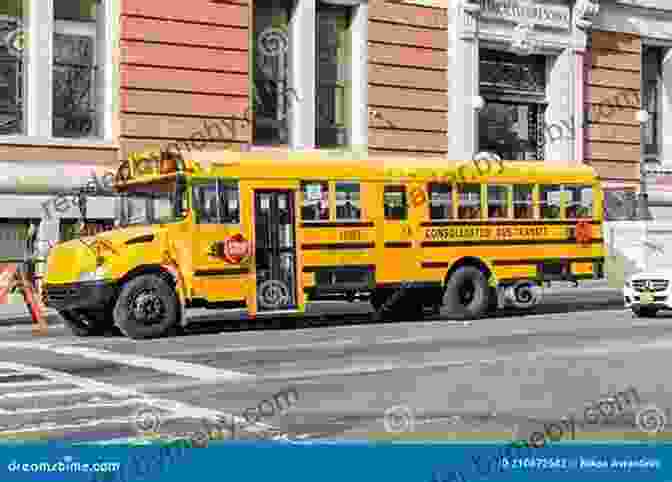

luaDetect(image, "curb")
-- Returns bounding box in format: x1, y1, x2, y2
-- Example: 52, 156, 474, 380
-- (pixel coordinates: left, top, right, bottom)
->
0, 313, 62, 327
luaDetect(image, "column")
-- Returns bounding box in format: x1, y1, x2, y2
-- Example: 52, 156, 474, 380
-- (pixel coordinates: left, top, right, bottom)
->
349, 2, 368, 153
25, 0, 53, 138
448, 2, 480, 160
289, 0, 316, 150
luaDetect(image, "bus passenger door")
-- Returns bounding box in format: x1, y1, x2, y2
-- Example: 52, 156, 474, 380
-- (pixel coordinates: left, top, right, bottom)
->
379, 184, 413, 283
254, 190, 298, 312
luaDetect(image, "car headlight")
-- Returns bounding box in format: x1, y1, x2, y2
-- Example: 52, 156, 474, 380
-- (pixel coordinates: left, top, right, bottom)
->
78, 266, 107, 282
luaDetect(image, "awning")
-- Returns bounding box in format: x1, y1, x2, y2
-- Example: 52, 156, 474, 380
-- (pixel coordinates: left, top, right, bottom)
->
0, 162, 117, 195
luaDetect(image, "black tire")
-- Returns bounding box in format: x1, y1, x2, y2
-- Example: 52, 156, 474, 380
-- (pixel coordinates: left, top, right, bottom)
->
59, 309, 111, 337
632, 306, 658, 318
487, 287, 498, 313
370, 286, 424, 322
443, 266, 491, 320
112, 274, 180, 339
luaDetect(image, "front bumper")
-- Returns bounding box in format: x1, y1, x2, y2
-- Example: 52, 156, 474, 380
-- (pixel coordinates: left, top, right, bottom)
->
42, 281, 117, 312
623, 286, 672, 309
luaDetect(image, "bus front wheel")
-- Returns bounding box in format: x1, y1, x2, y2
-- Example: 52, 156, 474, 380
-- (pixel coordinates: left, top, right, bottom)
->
112, 274, 180, 339
443, 266, 491, 320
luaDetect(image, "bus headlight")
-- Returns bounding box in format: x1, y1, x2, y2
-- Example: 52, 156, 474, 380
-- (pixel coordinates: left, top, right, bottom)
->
78, 267, 107, 282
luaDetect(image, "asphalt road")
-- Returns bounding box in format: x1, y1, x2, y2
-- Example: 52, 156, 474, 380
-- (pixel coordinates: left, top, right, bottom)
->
0, 284, 667, 446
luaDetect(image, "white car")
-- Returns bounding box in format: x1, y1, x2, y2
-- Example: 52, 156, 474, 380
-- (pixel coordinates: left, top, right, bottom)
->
623, 273, 671, 317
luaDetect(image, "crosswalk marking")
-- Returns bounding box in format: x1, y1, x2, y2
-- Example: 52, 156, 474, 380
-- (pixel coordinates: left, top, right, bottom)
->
0, 360, 275, 440
0, 341, 255, 381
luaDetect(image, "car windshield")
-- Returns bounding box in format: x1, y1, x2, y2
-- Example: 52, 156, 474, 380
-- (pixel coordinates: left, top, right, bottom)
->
116, 181, 183, 227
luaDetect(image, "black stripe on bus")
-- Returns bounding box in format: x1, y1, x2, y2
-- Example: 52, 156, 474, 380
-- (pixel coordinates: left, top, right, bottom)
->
420, 239, 604, 247
300, 222, 375, 228
421, 262, 451, 269
493, 257, 604, 266
420, 220, 601, 227
384, 242, 412, 248
303, 264, 375, 273
301, 243, 375, 250
194, 268, 250, 276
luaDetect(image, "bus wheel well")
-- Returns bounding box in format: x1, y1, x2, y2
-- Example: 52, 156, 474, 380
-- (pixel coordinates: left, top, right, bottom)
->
114, 265, 182, 329
117, 265, 177, 290
444, 257, 492, 288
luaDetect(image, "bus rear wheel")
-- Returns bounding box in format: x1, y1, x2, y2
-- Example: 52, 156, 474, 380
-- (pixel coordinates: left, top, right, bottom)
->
370, 286, 424, 322
59, 309, 112, 337
112, 274, 180, 339
632, 306, 658, 318
443, 266, 491, 320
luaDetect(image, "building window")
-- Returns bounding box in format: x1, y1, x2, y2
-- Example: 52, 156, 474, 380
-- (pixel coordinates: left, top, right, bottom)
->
479, 49, 547, 160
0, 1, 25, 135
316, 3, 349, 148
642, 46, 663, 161
253, 0, 293, 146
335, 182, 360, 220
0, 0, 110, 141
53, 0, 100, 138
301, 181, 329, 221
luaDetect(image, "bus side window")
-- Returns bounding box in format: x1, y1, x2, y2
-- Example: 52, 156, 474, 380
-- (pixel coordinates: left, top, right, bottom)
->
301, 181, 330, 221
193, 182, 219, 224
513, 185, 533, 219
219, 180, 240, 224
335, 182, 361, 221
429, 182, 452, 220
540, 185, 562, 219
566, 185, 593, 219
487, 185, 508, 219
457, 184, 481, 219
384, 185, 407, 220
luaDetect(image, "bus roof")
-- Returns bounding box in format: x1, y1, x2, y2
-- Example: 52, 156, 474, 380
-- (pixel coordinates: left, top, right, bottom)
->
178, 150, 599, 184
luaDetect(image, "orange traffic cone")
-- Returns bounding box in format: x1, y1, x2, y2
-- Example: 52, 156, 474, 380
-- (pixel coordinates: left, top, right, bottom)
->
16, 271, 48, 335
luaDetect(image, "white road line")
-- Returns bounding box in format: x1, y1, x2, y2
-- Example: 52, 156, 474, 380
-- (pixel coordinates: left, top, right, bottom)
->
0, 388, 107, 399
0, 361, 275, 437
0, 381, 76, 390
3, 399, 143, 415
133, 336, 672, 389
0, 341, 255, 381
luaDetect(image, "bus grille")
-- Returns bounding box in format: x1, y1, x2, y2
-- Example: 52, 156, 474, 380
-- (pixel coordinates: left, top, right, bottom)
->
631, 279, 669, 292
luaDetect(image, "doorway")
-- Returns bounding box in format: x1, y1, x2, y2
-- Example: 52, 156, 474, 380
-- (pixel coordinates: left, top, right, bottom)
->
254, 190, 297, 311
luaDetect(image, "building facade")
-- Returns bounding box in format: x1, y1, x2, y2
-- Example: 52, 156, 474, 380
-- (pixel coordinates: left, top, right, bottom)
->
0, 0, 671, 259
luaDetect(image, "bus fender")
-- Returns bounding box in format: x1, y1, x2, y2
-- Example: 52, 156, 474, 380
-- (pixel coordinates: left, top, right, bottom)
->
160, 264, 188, 324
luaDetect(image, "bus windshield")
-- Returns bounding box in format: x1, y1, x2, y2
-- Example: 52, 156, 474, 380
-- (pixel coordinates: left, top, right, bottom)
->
116, 181, 184, 227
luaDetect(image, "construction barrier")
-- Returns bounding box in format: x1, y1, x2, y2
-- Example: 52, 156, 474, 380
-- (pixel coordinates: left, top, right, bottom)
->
0, 261, 48, 334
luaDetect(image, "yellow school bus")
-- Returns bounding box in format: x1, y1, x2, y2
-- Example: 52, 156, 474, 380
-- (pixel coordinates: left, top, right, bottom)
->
42, 150, 604, 339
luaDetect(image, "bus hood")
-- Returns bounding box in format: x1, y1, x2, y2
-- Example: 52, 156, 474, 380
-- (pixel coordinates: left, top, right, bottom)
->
45, 226, 160, 285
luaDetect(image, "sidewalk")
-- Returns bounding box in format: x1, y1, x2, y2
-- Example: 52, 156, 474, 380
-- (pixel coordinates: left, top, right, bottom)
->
0, 304, 63, 326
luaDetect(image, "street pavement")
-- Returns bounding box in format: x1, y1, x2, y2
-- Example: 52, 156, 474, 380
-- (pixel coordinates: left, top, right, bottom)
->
0, 281, 668, 447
